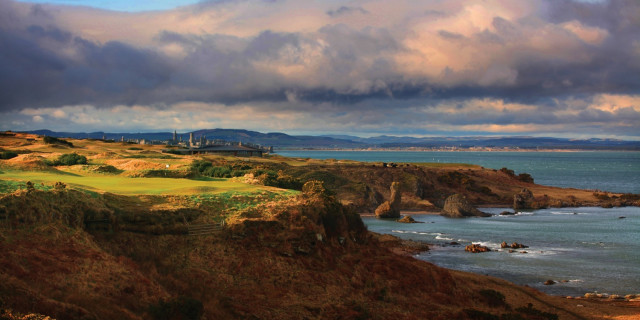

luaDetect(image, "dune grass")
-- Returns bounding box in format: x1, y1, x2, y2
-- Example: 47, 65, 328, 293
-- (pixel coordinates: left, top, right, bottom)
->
0, 169, 276, 195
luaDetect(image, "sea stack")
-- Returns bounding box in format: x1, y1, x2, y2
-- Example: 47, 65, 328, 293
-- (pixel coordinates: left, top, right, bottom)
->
513, 188, 535, 210
375, 182, 401, 219
441, 194, 490, 218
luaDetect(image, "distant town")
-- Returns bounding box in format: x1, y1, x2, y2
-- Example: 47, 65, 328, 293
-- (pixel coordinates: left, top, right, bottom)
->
22, 129, 640, 151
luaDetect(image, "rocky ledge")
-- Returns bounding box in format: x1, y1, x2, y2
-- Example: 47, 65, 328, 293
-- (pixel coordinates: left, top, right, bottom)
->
441, 194, 491, 218
465, 243, 491, 253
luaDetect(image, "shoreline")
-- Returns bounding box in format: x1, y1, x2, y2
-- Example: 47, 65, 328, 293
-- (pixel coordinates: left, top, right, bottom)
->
365, 207, 640, 300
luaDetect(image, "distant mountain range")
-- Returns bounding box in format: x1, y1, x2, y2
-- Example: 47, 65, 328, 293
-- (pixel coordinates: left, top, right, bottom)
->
23, 129, 640, 150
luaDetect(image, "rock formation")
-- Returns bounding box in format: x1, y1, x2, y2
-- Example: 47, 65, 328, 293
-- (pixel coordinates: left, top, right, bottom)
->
397, 215, 420, 223
465, 244, 491, 253
375, 182, 401, 218
441, 194, 490, 218
513, 188, 535, 210
501, 242, 528, 249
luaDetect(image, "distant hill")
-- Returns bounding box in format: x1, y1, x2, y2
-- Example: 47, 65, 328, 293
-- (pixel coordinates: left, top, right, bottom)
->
324, 134, 640, 150
23, 129, 640, 150
24, 129, 367, 148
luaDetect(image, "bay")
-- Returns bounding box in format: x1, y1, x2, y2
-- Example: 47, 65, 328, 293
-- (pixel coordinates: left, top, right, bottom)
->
363, 207, 640, 296
277, 150, 640, 194
277, 150, 640, 296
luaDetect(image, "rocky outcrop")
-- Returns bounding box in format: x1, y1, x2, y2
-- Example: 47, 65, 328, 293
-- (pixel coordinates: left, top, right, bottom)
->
397, 215, 420, 223
501, 242, 528, 249
465, 243, 491, 253
375, 182, 401, 218
513, 188, 534, 210
441, 194, 490, 218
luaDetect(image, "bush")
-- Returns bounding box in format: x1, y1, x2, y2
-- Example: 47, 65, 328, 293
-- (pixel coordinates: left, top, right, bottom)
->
255, 170, 303, 190
148, 296, 203, 320
127, 147, 143, 151
499, 168, 515, 177
191, 160, 251, 178
517, 173, 534, 183
50, 153, 88, 166
515, 303, 558, 320
0, 151, 18, 159
43, 136, 73, 147
438, 171, 473, 187
478, 289, 508, 308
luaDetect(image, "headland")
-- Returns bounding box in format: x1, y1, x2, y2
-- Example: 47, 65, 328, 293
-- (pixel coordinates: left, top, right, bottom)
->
1, 131, 638, 319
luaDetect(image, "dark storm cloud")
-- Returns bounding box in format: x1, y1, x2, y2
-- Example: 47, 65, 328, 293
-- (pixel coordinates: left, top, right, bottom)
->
1, 0, 639, 138
0, 1, 173, 111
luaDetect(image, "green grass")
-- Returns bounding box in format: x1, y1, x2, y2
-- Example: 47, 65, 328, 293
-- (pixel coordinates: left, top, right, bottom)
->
0, 169, 277, 195
0, 179, 53, 193
190, 189, 300, 213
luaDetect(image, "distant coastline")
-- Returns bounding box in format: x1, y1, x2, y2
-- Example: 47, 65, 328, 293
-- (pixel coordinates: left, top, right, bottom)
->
277, 147, 640, 152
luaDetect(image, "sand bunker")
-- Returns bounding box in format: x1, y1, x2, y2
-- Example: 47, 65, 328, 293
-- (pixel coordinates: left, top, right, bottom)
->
105, 159, 166, 171
3, 154, 51, 170
89, 152, 120, 160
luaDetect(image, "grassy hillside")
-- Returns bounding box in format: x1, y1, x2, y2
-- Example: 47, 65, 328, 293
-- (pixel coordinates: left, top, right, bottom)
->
1, 132, 638, 319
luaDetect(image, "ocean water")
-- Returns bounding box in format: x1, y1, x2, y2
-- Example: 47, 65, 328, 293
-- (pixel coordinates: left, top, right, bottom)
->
277, 150, 640, 296
364, 207, 640, 296
277, 151, 640, 194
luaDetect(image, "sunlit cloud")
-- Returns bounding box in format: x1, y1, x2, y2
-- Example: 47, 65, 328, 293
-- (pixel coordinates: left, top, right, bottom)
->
1, 0, 639, 139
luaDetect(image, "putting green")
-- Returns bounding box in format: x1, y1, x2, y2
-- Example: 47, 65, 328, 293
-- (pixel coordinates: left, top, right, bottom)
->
0, 169, 274, 195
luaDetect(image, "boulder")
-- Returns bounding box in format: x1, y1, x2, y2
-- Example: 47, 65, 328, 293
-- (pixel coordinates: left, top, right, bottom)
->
465, 243, 491, 253
500, 211, 516, 216
501, 241, 528, 249
544, 280, 556, 285
441, 194, 490, 218
375, 182, 401, 218
397, 215, 421, 223
513, 188, 535, 210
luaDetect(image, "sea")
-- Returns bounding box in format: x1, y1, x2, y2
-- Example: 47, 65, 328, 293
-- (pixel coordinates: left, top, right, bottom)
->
278, 150, 640, 296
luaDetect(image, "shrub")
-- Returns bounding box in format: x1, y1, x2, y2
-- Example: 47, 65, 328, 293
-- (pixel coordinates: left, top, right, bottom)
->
437, 171, 473, 187
148, 296, 203, 320
517, 173, 534, 183
127, 147, 143, 151
50, 153, 88, 166
478, 289, 508, 308
43, 136, 73, 147
499, 168, 515, 176
515, 303, 558, 320
191, 160, 252, 178
463, 309, 499, 320
255, 170, 303, 190
0, 151, 18, 159
302, 180, 331, 198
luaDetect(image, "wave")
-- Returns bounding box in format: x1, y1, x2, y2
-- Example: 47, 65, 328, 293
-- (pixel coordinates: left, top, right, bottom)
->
550, 211, 583, 215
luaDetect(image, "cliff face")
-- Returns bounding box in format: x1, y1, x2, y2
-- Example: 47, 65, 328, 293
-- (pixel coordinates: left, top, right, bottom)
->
1, 186, 617, 320
286, 164, 638, 212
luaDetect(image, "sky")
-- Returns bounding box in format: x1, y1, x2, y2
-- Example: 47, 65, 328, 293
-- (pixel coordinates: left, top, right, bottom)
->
1, 0, 639, 139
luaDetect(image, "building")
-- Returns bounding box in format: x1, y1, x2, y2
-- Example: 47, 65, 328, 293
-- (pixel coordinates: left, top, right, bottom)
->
163, 143, 264, 157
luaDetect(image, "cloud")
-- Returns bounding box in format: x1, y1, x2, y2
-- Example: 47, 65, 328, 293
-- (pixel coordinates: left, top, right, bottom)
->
4, 93, 638, 139
0, 0, 639, 138
326, 6, 368, 17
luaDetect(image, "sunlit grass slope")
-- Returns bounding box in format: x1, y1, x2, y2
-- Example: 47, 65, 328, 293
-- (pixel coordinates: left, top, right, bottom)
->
0, 170, 275, 195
